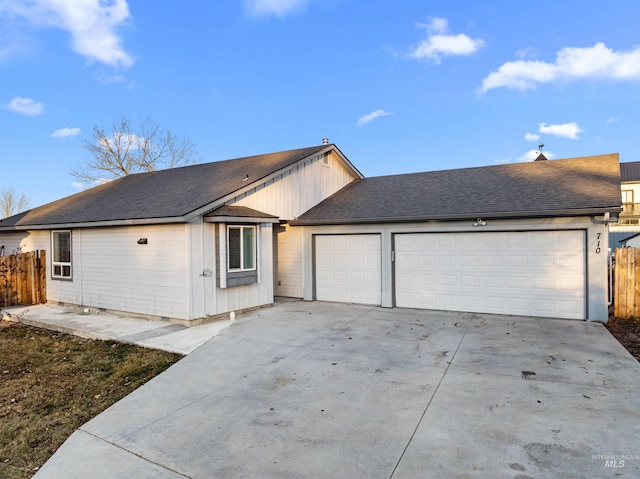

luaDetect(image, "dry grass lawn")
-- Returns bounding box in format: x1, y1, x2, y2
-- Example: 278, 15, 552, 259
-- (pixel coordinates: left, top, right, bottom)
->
0, 320, 182, 479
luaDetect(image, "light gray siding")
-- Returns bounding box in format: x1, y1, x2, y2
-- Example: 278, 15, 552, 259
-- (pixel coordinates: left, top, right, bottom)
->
12, 226, 190, 319
274, 223, 303, 298
78, 225, 189, 318
0, 231, 30, 255
230, 152, 356, 221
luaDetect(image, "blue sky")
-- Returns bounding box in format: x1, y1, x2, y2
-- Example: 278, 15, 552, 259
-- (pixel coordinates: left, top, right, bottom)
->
2, 0, 640, 208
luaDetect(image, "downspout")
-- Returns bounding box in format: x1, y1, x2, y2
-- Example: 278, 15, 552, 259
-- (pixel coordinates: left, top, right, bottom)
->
605, 212, 613, 308
609, 249, 614, 307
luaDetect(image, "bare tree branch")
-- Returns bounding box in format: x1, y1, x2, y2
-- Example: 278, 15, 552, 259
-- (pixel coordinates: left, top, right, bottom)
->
71, 115, 201, 185
1, 188, 30, 219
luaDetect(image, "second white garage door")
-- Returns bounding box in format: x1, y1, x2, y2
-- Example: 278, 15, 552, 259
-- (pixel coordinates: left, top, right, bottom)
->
315, 234, 381, 305
394, 231, 586, 319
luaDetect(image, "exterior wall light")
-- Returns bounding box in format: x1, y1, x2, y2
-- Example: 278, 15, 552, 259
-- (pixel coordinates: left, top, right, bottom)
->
137, 238, 148, 244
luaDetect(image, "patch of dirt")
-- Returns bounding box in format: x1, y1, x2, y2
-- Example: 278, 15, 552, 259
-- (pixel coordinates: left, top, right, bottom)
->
0, 319, 182, 479
606, 316, 640, 362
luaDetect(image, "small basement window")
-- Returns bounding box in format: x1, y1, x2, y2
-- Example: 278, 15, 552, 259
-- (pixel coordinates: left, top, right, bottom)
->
52, 230, 72, 279
228, 225, 256, 272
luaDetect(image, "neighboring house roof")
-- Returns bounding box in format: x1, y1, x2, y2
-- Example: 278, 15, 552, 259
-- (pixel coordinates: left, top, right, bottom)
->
619, 231, 640, 245
293, 153, 622, 225
1, 145, 356, 230
620, 161, 640, 182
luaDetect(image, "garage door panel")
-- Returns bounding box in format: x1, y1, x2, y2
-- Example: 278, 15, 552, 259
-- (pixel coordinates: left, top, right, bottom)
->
395, 231, 586, 319
483, 255, 503, 267
531, 255, 555, 268
316, 235, 381, 306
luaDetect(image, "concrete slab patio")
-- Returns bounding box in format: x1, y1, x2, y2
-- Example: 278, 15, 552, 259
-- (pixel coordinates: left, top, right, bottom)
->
2, 303, 234, 355
34, 301, 640, 478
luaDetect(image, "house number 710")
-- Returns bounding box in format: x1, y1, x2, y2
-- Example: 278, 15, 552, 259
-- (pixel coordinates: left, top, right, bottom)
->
595, 233, 601, 254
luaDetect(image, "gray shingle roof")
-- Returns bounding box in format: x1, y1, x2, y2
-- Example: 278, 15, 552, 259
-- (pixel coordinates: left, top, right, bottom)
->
293, 153, 622, 225
620, 161, 640, 182
1, 145, 329, 228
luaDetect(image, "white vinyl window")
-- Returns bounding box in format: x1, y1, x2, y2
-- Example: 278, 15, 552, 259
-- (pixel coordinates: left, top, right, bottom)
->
227, 225, 256, 272
52, 230, 72, 279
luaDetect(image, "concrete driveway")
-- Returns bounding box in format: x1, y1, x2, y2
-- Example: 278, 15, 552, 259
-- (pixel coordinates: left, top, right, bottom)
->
36, 301, 640, 478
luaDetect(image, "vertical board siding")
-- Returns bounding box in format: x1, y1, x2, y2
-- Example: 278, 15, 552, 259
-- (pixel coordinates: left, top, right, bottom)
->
0, 232, 30, 255
80, 225, 189, 318
274, 224, 303, 298
230, 153, 356, 220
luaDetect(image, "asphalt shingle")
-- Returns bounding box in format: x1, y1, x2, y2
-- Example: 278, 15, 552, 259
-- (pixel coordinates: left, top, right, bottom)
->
620, 161, 640, 182
0, 146, 327, 228
293, 153, 622, 224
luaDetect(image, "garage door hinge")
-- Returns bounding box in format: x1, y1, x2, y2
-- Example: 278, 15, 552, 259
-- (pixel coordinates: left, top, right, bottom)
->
392, 250, 395, 262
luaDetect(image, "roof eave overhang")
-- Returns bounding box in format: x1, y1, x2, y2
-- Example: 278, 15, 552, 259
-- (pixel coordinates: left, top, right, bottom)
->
204, 216, 279, 224
0, 216, 187, 231
290, 207, 622, 226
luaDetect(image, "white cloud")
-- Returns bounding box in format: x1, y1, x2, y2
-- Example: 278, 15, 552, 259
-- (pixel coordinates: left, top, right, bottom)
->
524, 132, 540, 141
356, 109, 390, 127
52, 127, 80, 138
4, 96, 44, 116
606, 117, 618, 123
516, 149, 555, 162
498, 149, 555, 163
100, 132, 143, 150
1, 0, 134, 68
480, 42, 640, 93
244, 0, 310, 17
97, 72, 126, 84
538, 122, 583, 140
71, 178, 109, 191
409, 17, 485, 63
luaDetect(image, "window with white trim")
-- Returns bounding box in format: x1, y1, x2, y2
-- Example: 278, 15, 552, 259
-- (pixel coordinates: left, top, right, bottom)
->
52, 230, 72, 279
227, 225, 256, 272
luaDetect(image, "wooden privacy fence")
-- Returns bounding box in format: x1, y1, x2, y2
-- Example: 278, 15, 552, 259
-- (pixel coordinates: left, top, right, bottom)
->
614, 247, 640, 319
0, 251, 46, 308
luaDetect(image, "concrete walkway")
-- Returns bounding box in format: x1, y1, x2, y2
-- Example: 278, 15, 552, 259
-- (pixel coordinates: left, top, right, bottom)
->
2, 303, 234, 355
26, 302, 640, 478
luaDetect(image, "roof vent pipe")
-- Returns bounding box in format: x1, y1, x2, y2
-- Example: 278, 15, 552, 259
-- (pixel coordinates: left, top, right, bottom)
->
322, 138, 329, 145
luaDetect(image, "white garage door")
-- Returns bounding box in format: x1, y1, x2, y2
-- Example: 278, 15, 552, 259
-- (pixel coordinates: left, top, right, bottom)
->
395, 231, 586, 319
315, 234, 381, 305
